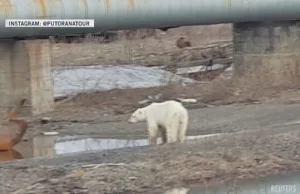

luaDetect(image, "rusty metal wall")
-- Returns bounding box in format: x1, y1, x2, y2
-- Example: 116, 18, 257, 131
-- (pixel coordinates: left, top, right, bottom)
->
0, 0, 300, 38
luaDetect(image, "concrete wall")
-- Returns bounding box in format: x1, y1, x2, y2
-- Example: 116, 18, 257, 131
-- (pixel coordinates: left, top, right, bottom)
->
0, 40, 29, 108
0, 39, 53, 116
25, 40, 54, 114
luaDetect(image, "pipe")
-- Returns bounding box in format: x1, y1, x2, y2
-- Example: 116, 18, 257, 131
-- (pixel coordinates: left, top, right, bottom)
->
1, 0, 300, 38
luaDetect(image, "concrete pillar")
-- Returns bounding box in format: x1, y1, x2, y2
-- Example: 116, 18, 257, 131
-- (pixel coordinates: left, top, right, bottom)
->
0, 39, 54, 116
232, 20, 300, 87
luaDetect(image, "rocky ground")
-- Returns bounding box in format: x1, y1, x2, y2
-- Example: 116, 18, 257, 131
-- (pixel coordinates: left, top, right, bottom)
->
1, 105, 300, 193
2, 94, 300, 193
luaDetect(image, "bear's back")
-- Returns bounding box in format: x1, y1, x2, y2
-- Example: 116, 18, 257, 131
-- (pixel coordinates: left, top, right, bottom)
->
161, 100, 183, 108
149, 100, 185, 116
148, 100, 187, 126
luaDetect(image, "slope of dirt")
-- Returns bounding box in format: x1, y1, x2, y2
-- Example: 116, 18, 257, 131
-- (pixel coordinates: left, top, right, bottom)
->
52, 25, 232, 67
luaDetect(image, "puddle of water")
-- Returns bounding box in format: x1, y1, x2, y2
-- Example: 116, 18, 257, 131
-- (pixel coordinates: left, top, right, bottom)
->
186, 134, 221, 140
54, 136, 149, 155
13, 135, 149, 159
164, 188, 190, 194
0, 150, 23, 162
53, 65, 194, 98
165, 172, 300, 194
5, 134, 222, 161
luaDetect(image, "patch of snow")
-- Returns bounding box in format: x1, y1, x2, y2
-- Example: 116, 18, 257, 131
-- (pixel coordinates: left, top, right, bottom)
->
52, 65, 195, 97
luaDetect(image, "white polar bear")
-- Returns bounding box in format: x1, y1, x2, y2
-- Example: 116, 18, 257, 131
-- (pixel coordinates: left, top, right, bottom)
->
128, 100, 188, 145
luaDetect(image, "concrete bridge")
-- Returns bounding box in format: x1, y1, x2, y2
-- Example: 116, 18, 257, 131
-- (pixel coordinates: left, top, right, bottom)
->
1, 0, 300, 114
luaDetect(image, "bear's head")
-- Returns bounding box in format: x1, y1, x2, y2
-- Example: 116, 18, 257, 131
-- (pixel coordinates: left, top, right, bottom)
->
128, 108, 146, 123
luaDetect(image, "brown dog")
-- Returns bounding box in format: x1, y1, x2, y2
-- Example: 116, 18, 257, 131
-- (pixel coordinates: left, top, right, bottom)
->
176, 37, 191, 49
0, 99, 28, 151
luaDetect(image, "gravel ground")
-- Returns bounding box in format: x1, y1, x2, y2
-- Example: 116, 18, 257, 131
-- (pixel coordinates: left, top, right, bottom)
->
2, 102, 300, 193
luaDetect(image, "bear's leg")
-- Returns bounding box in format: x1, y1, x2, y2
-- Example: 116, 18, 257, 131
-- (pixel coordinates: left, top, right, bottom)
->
164, 113, 180, 144
177, 114, 188, 143
166, 123, 178, 144
147, 124, 158, 145
177, 121, 187, 143
158, 125, 167, 144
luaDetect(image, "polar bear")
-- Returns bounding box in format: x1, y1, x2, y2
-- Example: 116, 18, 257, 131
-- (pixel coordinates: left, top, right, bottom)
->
128, 100, 188, 145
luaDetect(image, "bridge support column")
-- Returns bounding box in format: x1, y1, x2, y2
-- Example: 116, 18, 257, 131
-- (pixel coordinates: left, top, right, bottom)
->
0, 39, 53, 115
233, 21, 300, 87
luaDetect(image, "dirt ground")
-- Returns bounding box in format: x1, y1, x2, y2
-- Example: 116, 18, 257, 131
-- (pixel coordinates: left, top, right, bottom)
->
0, 90, 299, 193
2, 24, 300, 193
2, 101, 300, 193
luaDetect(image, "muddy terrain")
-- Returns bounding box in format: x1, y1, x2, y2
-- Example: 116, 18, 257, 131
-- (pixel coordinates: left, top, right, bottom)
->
1, 99, 300, 193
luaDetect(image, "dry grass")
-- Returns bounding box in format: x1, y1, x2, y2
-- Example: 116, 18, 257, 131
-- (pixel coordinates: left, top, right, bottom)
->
49, 23, 300, 119
52, 24, 233, 67
229, 53, 300, 102
228, 29, 300, 100
52, 72, 300, 119
86, 129, 300, 193
49, 24, 236, 114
